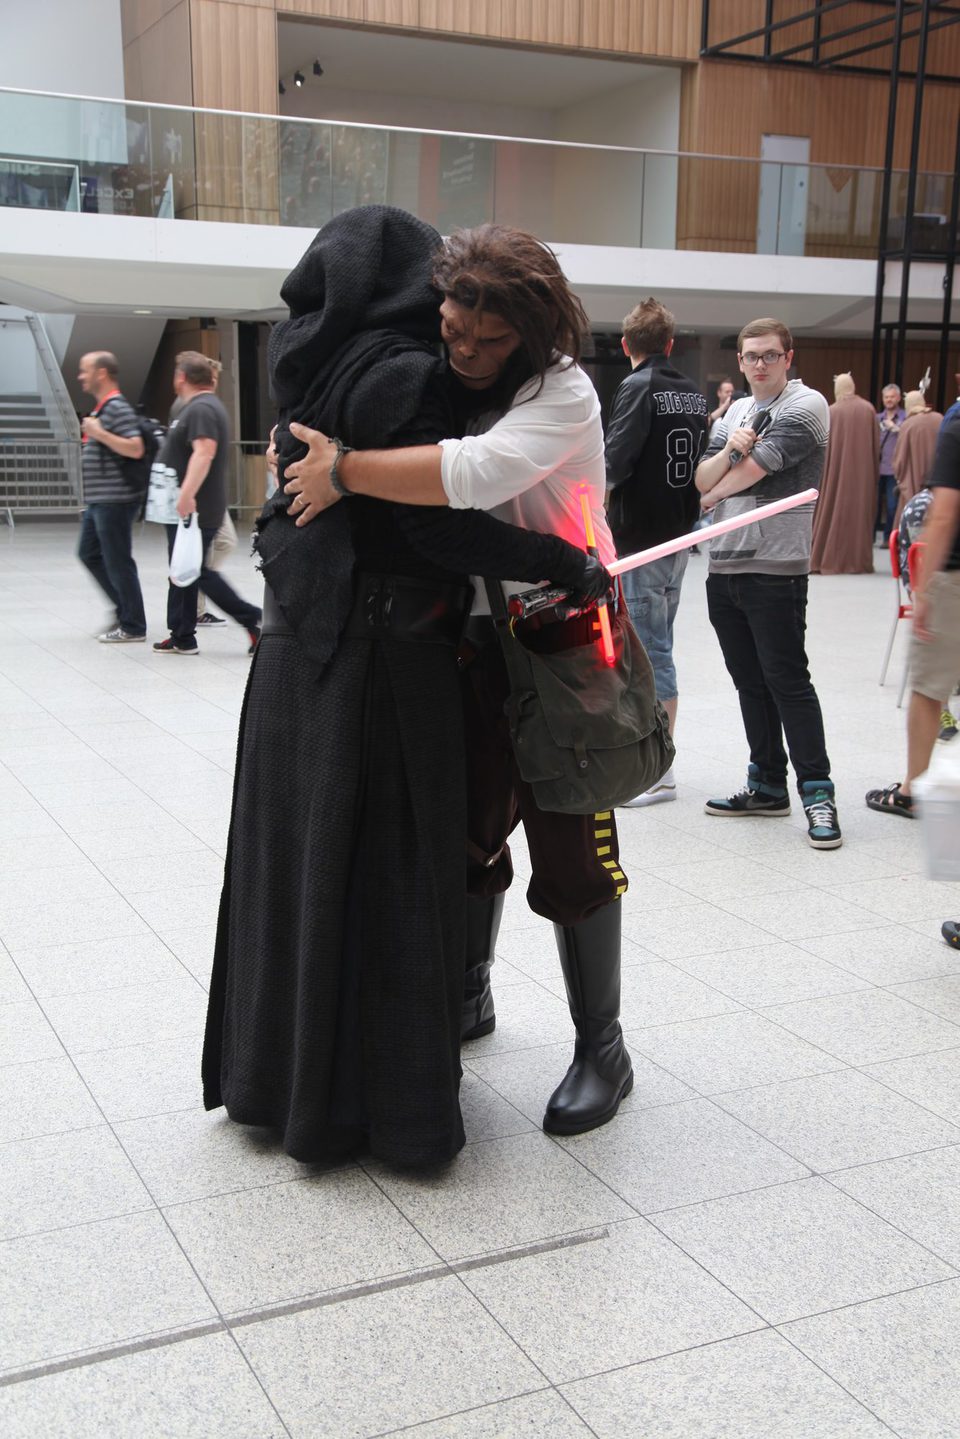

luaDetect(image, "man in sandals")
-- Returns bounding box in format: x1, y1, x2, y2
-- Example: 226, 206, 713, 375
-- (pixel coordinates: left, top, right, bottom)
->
867, 412, 960, 819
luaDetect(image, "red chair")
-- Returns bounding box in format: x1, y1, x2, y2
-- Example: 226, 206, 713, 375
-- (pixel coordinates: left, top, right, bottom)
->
879, 531, 924, 706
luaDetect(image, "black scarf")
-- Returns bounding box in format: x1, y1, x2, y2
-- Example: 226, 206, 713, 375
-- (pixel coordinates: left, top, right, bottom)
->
256, 206, 447, 677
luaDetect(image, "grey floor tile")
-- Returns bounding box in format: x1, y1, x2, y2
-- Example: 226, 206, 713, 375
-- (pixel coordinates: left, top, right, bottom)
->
466, 1044, 693, 1127
461, 1216, 760, 1382
561, 1329, 893, 1438
95, 848, 226, 894
0, 1126, 152, 1240
556, 1097, 807, 1213
620, 900, 773, 959
887, 974, 960, 1024
235, 1274, 542, 1438
0, 833, 87, 875
716, 1068, 960, 1171
826, 875, 960, 923
602, 960, 741, 1027
760, 988, 960, 1065
456, 982, 576, 1056
0, 892, 149, 950
828, 1146, 960, 1268
632, 1010, 839, 1094
42, 973, 206, 1054
0, 1056, 102, 1144
368, 1132, 632, 1262
0, 1210, 216, 1372
0, 949, 29, 1004
649, 854, 799, 900
9, 932, 192, 1000
782, 1280, 960, 1438
0, 998, 64, 1067
111, 1108, 310, 1206
164, 1169, 439, 1313
156, 924, 217, 985
459, 1070, 536, 1142
125, 883, 223, 932
73, 1035, 204, 1121
651, 1176, 955, 1324
717, 890, 883, 941
0, 1332, 286, 1439
863, 1048, 960, 1125
798, 925, 960, 986
669, 941, 868, 1007
383, 1390, 592, 1437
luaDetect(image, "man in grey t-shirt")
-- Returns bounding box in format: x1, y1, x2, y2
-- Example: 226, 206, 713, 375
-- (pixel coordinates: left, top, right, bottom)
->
152, 351, 261, 656
695, 317, 840, 850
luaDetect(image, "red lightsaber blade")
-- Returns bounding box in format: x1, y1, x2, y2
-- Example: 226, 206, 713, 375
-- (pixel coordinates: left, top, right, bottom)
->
507, 489, 818, 622
577, 484, 616, 667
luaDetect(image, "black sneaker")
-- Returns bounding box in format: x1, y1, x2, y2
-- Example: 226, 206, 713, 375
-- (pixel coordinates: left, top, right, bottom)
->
97, 626, 145, 644
247, 626, 261, 656
943, 921, 960, 950
705, 784, 790, 817
801, 781, 842, 849
196, 612, 226, 626
153, 636, 198, 655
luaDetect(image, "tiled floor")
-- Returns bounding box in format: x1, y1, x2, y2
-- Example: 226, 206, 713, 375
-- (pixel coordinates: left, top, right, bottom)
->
1, 519, 959, 1437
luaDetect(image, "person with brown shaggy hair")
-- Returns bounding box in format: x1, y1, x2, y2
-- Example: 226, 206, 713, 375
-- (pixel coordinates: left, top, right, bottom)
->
283, 223, 635, 1139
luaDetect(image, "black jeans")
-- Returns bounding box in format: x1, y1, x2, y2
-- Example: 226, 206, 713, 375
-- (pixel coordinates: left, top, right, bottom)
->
706, 571, 831, 793
164, 523, 261, 643
78, 501, 147, 636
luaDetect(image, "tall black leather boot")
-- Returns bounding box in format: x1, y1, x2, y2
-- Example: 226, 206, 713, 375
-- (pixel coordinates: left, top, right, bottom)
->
461, 892, 505, 1041
543, 901, 633, 1135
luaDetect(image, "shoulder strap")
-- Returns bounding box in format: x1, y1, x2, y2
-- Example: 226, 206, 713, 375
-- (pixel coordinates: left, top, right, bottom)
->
482, 577, 531, 694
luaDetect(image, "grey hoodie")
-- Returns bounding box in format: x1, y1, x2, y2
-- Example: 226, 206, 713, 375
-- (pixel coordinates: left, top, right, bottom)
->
703, 378, 830, 575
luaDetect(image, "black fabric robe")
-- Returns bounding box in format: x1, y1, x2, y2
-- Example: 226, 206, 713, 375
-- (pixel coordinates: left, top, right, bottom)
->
201, 207, 587, 1165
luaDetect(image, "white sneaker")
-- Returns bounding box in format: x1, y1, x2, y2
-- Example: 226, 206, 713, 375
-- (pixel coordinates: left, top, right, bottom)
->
622, 769, 676, 808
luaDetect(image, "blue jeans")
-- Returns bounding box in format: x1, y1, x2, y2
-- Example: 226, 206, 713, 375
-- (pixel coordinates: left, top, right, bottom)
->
877, 473, 897, 542
78, 501, 146, 636
706, 571, 831, 794
164, 524, 261, 643
621, 551, 687, 701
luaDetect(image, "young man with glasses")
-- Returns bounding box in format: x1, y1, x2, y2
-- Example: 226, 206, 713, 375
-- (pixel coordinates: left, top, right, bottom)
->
695, 318, 840, 849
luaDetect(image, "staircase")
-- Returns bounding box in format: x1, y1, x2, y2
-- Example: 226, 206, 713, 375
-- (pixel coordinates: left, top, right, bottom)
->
0, 316, 82, 525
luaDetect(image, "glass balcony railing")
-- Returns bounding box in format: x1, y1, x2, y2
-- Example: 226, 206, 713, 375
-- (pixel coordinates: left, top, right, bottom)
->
0, 86, 955, 261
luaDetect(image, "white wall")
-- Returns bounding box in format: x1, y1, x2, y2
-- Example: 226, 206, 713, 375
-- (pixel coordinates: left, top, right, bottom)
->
0, 1, 125, 99
280, 86, 557, 141
552, 73, 681, 249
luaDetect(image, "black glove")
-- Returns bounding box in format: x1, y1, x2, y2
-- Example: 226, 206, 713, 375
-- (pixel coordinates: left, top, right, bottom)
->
567, 553, 614, 609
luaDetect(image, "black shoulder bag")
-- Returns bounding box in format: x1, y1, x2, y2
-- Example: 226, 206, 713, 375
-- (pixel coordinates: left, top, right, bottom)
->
483, 579, 675, 815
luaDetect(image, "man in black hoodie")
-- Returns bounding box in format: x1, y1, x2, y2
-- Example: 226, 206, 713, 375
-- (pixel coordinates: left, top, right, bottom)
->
604, 298, 708, 806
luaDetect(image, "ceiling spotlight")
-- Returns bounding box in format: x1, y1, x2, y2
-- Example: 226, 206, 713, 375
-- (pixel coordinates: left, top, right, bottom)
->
313, 59, 323, 77
278, 79, 285, 95
294, 70, 305, 87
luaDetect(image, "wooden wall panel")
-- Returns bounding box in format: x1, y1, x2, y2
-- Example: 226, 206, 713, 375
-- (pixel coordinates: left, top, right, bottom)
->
280, 0, 364, 17
124, 0, 194, 106
191, 0, 278, 111
364, 0, 420, 24
501, 0, 580, 48
121, 0, 187, 44
419, 1, 502, 40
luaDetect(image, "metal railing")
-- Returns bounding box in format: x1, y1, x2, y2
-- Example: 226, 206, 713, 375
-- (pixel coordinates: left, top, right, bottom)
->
0, 437, 82, 526
0, 85, 955, 259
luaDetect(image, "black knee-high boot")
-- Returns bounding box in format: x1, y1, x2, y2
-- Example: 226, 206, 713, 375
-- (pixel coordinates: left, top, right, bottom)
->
461, 892, 505, 1041
543, 900, 633, 1135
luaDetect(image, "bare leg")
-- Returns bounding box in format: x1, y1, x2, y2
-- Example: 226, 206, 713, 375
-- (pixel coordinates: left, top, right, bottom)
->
902, 691, 943, 796
662, 696, 678, 736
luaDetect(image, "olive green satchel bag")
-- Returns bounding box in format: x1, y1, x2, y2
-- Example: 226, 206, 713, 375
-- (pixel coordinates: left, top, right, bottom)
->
484, 579, 675, 816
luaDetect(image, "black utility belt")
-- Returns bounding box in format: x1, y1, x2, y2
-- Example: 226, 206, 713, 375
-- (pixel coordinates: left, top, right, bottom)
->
345, 573, 473, 646
464, 602, 620, 658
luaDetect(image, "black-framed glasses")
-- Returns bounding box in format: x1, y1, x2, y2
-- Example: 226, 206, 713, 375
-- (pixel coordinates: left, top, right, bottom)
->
740, 351, 786, 366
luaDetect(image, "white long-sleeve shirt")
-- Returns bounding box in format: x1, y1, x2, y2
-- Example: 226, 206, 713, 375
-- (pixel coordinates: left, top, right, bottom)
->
438, 359, 613, 612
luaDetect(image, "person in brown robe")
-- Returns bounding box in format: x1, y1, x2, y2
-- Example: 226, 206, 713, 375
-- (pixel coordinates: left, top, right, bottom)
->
811, 373, 878, 574
893, 390, 943, 522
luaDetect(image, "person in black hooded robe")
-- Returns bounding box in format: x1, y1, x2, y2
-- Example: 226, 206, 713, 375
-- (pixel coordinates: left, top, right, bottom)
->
201, 207, 606, 1167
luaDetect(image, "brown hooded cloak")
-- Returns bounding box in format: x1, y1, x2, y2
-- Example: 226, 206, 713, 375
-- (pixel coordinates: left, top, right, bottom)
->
811, 392, 878, 574
893, 408, 943, 521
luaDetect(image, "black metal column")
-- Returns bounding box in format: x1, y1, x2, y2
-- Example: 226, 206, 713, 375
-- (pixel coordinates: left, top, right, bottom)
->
870, 0, 906, 403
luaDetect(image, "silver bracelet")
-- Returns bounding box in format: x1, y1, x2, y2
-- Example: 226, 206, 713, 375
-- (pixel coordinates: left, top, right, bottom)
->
329, 436, 354, 498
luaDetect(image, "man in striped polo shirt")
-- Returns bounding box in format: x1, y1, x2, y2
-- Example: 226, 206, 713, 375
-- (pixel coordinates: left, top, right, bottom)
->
695, 318, 841, 850
77, 351, 148, 642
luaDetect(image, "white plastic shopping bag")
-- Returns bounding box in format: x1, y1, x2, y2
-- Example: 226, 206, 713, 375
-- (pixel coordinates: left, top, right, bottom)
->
144, 461, 181, 524
913, 732, 960, 881
169, 516, 203, 588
